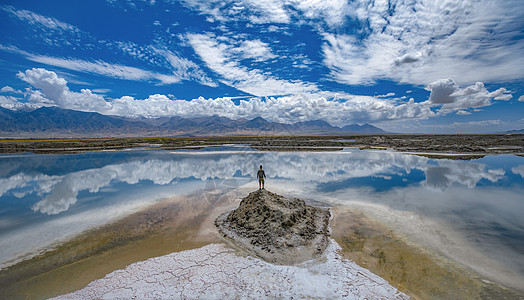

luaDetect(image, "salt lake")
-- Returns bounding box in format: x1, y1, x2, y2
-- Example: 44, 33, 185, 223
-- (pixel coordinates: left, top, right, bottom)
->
1, 146, 523, 296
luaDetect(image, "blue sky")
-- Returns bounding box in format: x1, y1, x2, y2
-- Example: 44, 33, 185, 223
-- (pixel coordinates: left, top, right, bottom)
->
0, 0, 523, 133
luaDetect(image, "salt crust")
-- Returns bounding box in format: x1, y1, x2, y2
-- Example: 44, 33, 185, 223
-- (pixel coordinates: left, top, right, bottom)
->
54, 239, 408, 299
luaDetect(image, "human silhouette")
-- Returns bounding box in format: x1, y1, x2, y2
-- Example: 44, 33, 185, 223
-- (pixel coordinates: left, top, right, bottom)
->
257, 165, 266, 189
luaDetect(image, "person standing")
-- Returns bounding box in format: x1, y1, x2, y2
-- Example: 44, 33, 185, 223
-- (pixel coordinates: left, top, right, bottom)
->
257, 165, 266, 190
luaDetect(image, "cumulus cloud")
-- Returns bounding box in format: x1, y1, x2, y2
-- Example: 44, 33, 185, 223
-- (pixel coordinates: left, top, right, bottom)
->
18, 68, 110, 112
518, 95, 524, 102
426, 78, 513, 115
0, 95, 34, 110
107, 92, 434, 125
187, 33, 317, 96
428, 78, 459, 104
15, 68, 433, 125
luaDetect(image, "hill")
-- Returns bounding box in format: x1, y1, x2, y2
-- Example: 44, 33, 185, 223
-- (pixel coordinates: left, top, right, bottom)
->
0, 106, 388, 137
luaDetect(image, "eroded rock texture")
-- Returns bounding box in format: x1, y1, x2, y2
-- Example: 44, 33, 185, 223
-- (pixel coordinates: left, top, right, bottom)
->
216, 189, 330, 264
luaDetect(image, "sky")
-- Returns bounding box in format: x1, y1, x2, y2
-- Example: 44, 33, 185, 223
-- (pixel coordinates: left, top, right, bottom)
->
0, 0, 523, 133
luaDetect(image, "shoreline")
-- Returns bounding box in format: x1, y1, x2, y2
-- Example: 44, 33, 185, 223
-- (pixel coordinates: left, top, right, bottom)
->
1, 188, 522, 299
1, 134, 523, 157
330, 207, 523, 299
0, 189, 243, 299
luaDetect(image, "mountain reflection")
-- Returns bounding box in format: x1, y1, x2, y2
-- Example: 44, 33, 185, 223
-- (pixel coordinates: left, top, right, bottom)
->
0, 149, 510, 215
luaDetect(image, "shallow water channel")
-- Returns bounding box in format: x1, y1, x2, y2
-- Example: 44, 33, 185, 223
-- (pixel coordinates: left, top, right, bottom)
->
0, 146, 523, 298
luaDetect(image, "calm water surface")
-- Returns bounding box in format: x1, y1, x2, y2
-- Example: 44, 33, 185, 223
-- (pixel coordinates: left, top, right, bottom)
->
0, 146, 523, 289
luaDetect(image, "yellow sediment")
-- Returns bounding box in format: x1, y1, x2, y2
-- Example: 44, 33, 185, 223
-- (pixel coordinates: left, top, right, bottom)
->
1, 192, 521, 299
330, 206, 522, 299
0, 190, 242, 300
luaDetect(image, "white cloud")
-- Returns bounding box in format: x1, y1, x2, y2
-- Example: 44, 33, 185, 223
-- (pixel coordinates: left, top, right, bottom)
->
15, 68, 433, 125
1, 5, 79, 33
394, 52, 423, 65
107, 92, 434, 125
427, 78, 459, 104
18, 68, 110, 112
235, 40, 277, 61
426, 78, 513, 115
1, 44, 193, 85
91, 88, 111, 94
187, 33, 317, 96
152, 48, 217, 86
1, 86, 15, 93
179, 0, 290, 24
0, 20, 215, 87
0, 95, 36, 110
178, 0, 352, 27
425, 160, 504, 191
26, 55, 185, 85
289, 0, 351, 27
377, 92, 395, 98
512, 165, 524, 179
321, 0, 524, 86
518, 95, 524, 102
456, 110, 471, 116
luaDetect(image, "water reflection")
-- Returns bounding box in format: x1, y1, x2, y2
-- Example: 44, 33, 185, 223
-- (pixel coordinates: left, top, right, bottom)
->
0, 149, 523, 289
424, 160, 504, 191
513, 165, 524, 178
1, 150, 510, 216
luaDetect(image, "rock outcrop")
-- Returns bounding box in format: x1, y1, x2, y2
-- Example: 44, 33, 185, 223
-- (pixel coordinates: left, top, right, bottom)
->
215, 189, 330, 264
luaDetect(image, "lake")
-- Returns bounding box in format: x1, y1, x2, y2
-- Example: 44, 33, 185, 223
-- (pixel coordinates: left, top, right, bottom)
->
1, 146, 523, 294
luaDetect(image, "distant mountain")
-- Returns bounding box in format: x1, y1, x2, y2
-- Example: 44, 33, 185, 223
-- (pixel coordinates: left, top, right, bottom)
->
505, 129, 524, 134
342, 123, 387, 133
0, 107, 155, 137
0, 106, 388, 137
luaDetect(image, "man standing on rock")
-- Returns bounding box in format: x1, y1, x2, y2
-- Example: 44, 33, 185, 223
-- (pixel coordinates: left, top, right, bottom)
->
257, 165, 266, 189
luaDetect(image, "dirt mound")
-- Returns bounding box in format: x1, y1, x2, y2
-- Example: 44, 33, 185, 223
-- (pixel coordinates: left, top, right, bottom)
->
215, 189, 330, 264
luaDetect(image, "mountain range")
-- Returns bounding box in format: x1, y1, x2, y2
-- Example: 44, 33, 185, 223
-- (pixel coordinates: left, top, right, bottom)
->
0, 106, 387, 137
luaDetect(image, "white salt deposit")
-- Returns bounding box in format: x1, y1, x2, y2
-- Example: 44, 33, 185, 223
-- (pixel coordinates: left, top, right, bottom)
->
53, 239, 408, 299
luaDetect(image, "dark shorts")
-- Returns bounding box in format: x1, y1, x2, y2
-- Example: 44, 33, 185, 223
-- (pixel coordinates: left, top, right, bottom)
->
258, 178, 265, 184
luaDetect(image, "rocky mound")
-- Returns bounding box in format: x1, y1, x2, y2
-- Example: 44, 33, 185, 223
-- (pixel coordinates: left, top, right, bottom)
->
215, 189, 330, 264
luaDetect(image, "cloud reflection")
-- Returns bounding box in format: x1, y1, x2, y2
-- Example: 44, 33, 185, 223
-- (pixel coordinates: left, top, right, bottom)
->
0, 150, 509, 215
424, 160, 504, 191
512, 165, 524, 179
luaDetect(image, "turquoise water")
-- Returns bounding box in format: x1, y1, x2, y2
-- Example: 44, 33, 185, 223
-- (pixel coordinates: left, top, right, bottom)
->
0, 147, 523, 289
